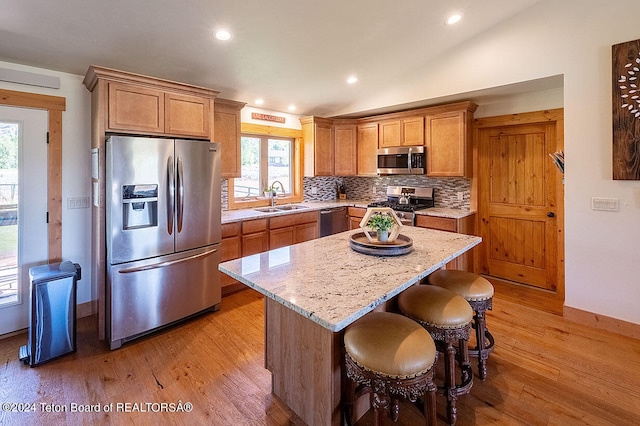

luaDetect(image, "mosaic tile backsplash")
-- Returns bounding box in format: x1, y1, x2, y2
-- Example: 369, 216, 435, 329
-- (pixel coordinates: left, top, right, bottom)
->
303, 176, 471, 209
222, 176, 471, 210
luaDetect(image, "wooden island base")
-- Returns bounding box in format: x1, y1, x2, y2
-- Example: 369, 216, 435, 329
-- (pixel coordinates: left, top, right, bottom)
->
265, 297, 386, 425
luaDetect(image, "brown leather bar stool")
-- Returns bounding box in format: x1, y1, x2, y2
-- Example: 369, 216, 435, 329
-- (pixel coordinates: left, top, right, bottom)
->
343, 311, 438, 426
429, 269, 495, 380
398, 285, 473, 426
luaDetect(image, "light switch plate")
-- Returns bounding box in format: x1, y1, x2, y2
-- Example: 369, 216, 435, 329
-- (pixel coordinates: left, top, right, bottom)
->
591, 197, 619, 211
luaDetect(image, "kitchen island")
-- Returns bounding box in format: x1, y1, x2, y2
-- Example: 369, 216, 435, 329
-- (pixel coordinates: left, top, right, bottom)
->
219, 226, 481, 425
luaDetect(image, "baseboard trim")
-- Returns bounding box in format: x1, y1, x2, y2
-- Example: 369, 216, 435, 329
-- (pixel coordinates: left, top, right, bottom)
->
564, 306, 640, 340
77, 300, 97, 319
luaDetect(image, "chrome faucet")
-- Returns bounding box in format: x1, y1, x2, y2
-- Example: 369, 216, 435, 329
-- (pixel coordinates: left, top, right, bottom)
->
269, 180, 285, 207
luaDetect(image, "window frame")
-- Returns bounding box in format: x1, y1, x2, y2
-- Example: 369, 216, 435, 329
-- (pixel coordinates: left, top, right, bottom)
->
228, 123, 303, 210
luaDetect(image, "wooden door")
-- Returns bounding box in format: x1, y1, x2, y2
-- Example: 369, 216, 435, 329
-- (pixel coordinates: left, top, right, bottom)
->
426, 111, 467, 177
478, 119, 561, 292
401, 116, 424, 146
165, 92, 210, 138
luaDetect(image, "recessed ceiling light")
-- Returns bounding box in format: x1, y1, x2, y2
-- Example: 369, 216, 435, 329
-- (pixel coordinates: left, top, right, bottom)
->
446, 13, 463, 25
288, 105, 296, 112
215, 30, 231, 41
255, 98, 264, 105
347, 76, 358, 84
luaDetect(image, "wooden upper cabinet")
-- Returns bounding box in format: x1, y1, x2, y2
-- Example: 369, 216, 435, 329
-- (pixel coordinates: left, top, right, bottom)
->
334, 124, 357, 176
379, 119, 401, 147
165, 92, 211, 138
108, 82, 164, 133
379, 116, 425, 147
301, 116, 334, 176
402, 116, 425, 146
84, 65, 220, 139
357, 123, 378, 176
426, 107, 474, 177
214, 98, 246, 178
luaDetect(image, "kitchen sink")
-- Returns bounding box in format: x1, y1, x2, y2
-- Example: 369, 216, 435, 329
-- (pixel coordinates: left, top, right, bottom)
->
254, 204, 308, 213
254, 207, 280, 213
275, 205, 307, 211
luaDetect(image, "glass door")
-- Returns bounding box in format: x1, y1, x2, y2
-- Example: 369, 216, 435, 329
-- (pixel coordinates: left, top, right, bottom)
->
0, 106, 48, 335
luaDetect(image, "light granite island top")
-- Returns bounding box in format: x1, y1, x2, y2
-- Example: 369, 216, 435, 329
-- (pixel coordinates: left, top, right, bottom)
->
219, 226, 481, 425
219, 226, 481, 332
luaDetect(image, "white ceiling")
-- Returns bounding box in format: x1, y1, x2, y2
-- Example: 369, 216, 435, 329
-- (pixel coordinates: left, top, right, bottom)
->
0, 0, 549, 117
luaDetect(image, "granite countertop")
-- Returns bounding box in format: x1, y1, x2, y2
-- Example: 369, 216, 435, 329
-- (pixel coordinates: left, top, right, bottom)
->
219, 226, 482, 332
222, 200, 475, 223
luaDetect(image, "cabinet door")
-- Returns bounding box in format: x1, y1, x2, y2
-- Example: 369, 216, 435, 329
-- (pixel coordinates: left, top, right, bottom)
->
215, 99, 244, 178
401, 116, 425, 146
295, 222, 318, 243
357, 123, 378, 176
221, 235, 241, 288
334, 125, 357, 176
108, 83, 164, 133
426, 111, 467, 177
242, 232, 269, 256
315, 122, 334, 175
379, 120, 401, 147
270, 227, 295, 250
165, 93, 211, 138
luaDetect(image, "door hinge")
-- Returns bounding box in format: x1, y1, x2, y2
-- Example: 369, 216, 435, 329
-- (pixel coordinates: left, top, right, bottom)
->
46, 212, 49, 223
46, 132, 50, 144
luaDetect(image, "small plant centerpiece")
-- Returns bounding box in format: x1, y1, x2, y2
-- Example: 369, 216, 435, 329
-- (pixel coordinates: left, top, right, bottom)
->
359, 207, 403, 243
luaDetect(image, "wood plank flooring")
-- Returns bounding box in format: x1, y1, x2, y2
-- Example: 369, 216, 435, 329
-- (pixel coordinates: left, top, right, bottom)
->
1, 288, 639, 425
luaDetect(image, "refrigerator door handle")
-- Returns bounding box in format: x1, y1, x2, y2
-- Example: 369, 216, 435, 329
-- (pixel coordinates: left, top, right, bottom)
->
117, 248, 218, 274
176, 156, 184, 233
167, 156, 175, 235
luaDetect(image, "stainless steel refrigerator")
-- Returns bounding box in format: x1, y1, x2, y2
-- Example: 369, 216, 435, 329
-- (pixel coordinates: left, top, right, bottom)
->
106, 135, 221, 350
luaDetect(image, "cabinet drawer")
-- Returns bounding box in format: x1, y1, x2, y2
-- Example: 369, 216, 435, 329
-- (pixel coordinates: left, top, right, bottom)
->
222, 222, 241, 238
415, 215, 457, 232
269, 211, 318, 229
242, 218, 268, 234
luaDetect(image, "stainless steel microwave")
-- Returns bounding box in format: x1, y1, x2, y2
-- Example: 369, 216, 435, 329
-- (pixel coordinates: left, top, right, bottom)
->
377, 146, 425, 175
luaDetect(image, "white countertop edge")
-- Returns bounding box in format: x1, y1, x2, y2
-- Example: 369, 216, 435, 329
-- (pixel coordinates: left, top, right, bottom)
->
219, 236, 482, 333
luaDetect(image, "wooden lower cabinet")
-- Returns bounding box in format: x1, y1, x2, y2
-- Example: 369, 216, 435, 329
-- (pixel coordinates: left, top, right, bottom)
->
242, 219, 269, 256
269, 211, 319, 250
221, 222, 242, 294
348, 207, 366, 230
415, 214, 476, 271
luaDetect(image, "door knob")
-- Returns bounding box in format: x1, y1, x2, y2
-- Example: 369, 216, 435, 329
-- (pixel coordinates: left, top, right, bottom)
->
547, 212, 555, 218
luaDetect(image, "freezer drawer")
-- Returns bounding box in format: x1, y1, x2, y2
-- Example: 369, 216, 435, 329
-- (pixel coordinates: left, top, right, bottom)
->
107, 245, 221, 349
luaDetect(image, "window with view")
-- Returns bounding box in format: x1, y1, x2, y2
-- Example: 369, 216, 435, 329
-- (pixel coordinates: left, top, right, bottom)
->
234, 135, 294, 199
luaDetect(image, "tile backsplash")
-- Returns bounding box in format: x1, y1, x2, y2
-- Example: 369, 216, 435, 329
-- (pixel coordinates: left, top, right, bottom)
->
222, 176, 471, 210
305, 176, 471, 209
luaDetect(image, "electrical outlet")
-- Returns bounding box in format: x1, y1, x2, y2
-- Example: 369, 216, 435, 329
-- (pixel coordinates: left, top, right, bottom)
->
457, 191, 464, 201
311, 186, 318, 195
372, 185, 377, 195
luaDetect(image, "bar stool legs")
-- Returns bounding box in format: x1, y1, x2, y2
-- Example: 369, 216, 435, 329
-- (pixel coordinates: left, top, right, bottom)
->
343, 312, 438, 426
398, 285, 474, 425
428, 269, 496, 381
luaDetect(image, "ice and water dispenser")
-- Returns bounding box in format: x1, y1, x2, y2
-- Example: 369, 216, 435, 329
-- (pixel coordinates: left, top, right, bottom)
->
122, 184, 158, 229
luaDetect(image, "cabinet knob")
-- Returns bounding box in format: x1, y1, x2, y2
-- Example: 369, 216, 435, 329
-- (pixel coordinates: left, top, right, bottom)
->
547, 212, 555, 218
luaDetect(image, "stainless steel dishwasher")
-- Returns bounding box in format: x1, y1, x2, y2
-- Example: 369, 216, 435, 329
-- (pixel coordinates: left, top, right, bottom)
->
319, 207, 349, 237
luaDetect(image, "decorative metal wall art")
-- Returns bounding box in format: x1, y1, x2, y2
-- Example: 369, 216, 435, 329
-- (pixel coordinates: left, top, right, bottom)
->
613, 38, 640, 180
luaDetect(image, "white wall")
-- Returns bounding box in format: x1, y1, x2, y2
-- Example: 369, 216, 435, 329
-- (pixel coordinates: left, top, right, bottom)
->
357, 0, 640, 325
0, 61, 93, 305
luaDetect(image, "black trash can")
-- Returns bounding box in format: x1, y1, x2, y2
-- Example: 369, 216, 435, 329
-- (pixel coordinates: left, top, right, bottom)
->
19, 261, 81, 367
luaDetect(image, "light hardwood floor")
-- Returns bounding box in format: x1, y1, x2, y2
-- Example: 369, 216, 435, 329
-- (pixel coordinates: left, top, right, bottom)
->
1, 288, 639, 425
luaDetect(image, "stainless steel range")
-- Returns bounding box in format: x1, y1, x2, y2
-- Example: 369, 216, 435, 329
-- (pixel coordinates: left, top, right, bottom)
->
368, 186, 434, 225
